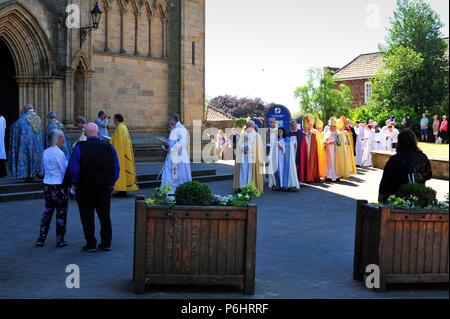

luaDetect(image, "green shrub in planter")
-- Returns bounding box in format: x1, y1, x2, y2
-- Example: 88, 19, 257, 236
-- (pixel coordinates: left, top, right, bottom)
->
396, 183, 438, 208
175, 181, 214, 206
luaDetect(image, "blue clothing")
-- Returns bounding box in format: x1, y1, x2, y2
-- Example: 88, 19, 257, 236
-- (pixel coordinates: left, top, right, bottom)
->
46, 120, 72, 160
420, 118, 429, 128
69, 137, 120, 186
95, 117, 109, 140
9, 111, 44, 178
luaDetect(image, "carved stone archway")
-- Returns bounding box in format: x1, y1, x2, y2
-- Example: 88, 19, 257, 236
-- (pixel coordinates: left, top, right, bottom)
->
0, 2, 54, 122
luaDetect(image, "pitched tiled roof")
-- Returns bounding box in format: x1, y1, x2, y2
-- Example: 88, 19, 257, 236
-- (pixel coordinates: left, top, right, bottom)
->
206, 105, 235, 121
334, 52, 383, 81
335, 37, 449, 81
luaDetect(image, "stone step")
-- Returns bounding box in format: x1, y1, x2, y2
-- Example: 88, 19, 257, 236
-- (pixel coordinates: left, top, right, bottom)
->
0, 171, 234, 203
0, 169, 216, 194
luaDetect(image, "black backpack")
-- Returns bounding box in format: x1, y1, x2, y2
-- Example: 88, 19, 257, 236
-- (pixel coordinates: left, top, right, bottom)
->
404, 152, 432, 184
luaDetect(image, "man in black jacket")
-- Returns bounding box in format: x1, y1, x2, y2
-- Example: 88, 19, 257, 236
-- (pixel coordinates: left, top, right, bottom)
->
68, 122, 120, 252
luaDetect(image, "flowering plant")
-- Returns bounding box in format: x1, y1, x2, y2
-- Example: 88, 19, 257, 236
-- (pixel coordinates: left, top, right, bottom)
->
146, 183, 175, 206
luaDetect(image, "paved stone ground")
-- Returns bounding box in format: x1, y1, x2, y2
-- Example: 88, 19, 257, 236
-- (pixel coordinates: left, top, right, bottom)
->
0, 164, 448, 299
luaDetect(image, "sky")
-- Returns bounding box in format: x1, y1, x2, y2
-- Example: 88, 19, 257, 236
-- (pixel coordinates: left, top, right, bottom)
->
205, 0, 450, 114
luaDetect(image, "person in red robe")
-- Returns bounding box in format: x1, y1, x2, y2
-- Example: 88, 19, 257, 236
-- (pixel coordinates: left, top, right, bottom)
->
303, 115, 321, 182
288, 120, 309, 183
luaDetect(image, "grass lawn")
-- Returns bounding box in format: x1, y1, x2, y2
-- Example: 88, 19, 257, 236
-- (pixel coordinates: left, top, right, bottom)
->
418, 142, 449, 158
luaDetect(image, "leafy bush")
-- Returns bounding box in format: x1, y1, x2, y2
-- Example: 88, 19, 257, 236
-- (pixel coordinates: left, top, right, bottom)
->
175, 181, 214, 206
396, 183, 438, 208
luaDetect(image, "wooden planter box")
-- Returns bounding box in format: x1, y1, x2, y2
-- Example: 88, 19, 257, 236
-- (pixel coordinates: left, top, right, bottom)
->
353, 200, 449, 291
133, 195, 257, 294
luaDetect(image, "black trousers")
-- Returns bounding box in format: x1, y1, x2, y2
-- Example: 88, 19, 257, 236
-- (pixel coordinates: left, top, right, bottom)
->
76, 185, 112, 248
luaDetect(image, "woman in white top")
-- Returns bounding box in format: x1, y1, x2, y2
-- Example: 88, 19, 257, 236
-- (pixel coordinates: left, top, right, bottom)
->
36, 130, 69, 248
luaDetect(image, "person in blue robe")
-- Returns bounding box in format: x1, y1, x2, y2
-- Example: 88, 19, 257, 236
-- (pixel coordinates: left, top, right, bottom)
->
46, 112, 72, 160
9, 104, 44, 181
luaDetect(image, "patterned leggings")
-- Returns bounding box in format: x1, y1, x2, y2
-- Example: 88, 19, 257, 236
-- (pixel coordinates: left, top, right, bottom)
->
37, 184, 69, 244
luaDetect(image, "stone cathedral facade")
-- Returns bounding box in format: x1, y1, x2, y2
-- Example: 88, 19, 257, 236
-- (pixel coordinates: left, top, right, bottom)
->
0, 0, 205, 154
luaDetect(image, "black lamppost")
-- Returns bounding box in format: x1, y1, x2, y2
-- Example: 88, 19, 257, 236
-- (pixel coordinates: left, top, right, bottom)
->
80, 2, 103, 48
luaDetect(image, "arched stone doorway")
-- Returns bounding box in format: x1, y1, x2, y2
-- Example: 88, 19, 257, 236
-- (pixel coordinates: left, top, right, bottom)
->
0, 39, 19, 152
0, 2, 53, 125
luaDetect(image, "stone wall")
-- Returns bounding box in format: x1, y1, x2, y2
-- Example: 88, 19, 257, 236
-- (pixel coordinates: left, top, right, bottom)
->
91, 53, 168, 128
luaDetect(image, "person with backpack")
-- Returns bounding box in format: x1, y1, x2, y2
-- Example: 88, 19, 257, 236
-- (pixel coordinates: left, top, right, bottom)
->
378, 129, 432, 203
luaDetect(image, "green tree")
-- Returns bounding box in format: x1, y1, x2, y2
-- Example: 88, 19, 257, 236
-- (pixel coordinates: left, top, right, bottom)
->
294, 68, 353, 123
374, 0, 449, 115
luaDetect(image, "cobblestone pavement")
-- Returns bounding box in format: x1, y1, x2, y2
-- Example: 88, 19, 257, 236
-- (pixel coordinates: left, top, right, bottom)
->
0, 166, 448, 299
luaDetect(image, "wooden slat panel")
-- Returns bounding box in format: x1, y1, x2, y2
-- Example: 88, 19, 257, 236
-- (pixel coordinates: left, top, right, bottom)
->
424, 216, 435, 273
432, 217, 442, 274
392, 221, 403, 274
385, 216, 396, 274
145, 274, 244, 286
401, 220, 411, 274
173, 218, 182, 274
361, 217, 370, 266
191, 219, 201, 275
147, 209, 248, 220
409, 221, 418, 274
163, 218, 173, 274
182, 218, 192, 274
217, 220, 228, 275
153, 218, 165, 274
208, 219, 219, 274
199, 219, 210, 274
440, 220, 449, 274
416, 220, 426, 274
226, 220, 237, 275
145, 218, 156, 274
235, 220, 246, 275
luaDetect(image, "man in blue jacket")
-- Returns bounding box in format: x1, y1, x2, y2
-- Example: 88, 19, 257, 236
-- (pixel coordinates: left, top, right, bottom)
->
68, 122, 120, 252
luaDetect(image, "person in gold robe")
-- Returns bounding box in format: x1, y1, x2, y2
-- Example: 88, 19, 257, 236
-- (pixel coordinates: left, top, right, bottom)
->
342, 116, 357, 175
315, 119, 327, 180
110, 114, 139, 196
335, 119, 351, 179
233, 120, 264, 194
303, 115, 320, 182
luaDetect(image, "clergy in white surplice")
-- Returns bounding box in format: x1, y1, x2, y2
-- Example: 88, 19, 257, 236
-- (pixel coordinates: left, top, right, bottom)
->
233, 120, 265, 194
362, 124, 375, 167
161, 114, 192, 194
354, 121, 364, 167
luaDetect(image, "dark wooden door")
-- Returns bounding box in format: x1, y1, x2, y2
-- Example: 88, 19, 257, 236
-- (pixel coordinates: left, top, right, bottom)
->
0, 39, 19, 154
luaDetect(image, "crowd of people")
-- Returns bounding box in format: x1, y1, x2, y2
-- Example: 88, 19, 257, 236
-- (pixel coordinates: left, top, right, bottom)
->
0, 104, 444, 252
0, 105, 139, 252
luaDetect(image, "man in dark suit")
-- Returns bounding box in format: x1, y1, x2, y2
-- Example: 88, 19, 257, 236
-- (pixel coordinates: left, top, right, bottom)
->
68, 122, 120, 253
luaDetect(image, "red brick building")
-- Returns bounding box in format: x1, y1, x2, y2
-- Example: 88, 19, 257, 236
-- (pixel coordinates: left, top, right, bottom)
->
332, 52, 383, 107
332, 37, 449, 108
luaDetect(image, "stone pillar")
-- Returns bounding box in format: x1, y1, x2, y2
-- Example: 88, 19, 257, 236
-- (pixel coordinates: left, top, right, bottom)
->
165, 19, 169, 58
120, 7, 126, 54
104, 4, 111, 52
134, 11, 141, 56
63, 68, 75, 125
147, 14, 152, 57
161, 18, 165, 58
85, 71, 94, 121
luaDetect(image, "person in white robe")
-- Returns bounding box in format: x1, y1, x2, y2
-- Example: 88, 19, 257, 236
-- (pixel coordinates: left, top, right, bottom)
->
267, 118, 279, 189
233, 120, 265, 194
354, 121, 364, 166
362, 125, 374, 167
323, 117, 339, 180
161, 113, 192, 194
272, 127, 299, 191
373, 123, 382, 151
